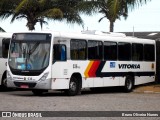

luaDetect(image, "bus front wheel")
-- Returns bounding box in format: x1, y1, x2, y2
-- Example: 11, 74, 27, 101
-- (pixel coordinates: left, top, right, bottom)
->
124, 75, 134, 92
66, 76, 79, 96
1, 77, 7, 90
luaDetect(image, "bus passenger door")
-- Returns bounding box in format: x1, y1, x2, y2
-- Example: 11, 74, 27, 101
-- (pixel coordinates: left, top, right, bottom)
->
52, 44, 69, 89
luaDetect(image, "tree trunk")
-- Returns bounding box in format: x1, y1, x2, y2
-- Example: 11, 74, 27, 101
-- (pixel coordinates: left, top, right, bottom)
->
26, 19, 36, 31
109, 21, 114, 32
26, 22, 35, 31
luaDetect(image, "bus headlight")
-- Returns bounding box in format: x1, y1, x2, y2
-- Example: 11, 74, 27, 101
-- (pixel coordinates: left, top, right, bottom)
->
38, 72, 49, 82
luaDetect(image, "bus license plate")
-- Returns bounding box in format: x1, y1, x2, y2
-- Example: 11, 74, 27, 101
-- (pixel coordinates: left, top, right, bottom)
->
20, 85, 29, 88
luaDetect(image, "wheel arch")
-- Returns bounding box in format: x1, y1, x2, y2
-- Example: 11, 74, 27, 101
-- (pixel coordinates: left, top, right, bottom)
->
71, 72, 82, 90
126, 72, 135, 85
1, 71, 7, 85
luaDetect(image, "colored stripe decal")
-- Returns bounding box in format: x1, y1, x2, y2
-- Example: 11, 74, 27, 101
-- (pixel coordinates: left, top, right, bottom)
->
84, 61, 94, 77
84, 61, 155, 78
88, 61, 101, 77
84, 61, 105, 77
96, 61, 106, 77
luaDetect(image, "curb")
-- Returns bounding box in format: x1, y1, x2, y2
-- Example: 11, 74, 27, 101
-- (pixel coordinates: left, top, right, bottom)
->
132, 84, 160, 94
133, 90, 160, 94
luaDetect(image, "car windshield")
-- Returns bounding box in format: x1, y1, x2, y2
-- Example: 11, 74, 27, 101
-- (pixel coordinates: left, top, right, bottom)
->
9, 41, 50, 71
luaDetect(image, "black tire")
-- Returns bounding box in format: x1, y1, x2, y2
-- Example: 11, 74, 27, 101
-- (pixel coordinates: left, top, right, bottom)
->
66, 76, 79, 96
124, 75, 134, 92
90, 88, 97, 92
32, 90, 46, 96
1, 77, 8, 90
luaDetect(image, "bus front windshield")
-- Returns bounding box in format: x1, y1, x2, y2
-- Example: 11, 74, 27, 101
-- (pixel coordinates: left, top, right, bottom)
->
9, 41, 50, 71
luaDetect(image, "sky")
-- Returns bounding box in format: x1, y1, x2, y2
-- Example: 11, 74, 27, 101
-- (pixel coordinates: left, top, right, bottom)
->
0, 0, 159, 33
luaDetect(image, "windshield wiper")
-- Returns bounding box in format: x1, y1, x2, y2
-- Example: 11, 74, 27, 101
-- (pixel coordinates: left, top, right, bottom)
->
26, 42, 39, 60
28, 42, 40, 56
22, 46, 26, 58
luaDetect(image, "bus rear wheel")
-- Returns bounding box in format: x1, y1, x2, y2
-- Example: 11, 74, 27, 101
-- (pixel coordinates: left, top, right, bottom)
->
124, 75, 134, 92
66, 76, 79, 96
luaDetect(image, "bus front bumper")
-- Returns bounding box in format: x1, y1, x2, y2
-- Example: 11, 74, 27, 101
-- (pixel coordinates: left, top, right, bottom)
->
7, 78, 52, 90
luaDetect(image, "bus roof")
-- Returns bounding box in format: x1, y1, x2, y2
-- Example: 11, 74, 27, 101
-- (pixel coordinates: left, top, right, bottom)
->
12, 31, 155, 44
0, 32, 13, 38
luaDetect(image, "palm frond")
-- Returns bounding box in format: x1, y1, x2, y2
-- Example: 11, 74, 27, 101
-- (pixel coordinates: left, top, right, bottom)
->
38, 18, 48, 30
43, 8, 63, 19
14, 0, 28, 13
0, 27, 5, 32
98, 16, 107, 23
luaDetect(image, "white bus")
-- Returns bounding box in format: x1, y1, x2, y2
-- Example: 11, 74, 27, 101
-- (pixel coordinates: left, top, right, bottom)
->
7, 31, 156, 95
0, 32, 12, 89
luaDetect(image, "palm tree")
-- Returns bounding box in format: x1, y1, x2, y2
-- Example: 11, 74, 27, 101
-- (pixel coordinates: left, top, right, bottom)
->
0, 0, 21, 19
97, 0, 150, 32
52, 0, 83, 26
0, 0, 84, 31
11, 0, 64, 30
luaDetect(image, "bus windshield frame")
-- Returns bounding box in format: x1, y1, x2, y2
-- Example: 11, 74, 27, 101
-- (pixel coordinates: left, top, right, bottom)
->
8, 33, 52, 76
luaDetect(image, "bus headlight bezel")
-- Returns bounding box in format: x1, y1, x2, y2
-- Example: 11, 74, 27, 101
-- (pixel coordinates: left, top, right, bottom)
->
38, 72, 49, 82
7, 71, 12, 81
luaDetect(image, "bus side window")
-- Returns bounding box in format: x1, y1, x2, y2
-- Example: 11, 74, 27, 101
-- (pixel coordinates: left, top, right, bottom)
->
2, 38, 10, 58
53, 44, 66, 61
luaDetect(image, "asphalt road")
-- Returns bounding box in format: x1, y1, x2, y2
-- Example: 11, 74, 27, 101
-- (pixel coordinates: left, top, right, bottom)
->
0, 88, 160, 120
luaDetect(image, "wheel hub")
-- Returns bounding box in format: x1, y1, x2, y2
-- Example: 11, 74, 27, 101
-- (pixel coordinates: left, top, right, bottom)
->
70, 82, 76, 91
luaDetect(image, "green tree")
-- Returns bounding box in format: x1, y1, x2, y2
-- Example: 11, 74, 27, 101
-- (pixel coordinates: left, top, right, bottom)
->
0, 0, 22, 21
97, 0, 150, 32
0, 0, 83, 31
0, 0, 17, 32
12, 0, 64, 30
52, 0, 83, 26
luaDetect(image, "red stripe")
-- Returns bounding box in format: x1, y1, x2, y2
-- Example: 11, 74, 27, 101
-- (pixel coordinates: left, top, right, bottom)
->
88, 61, 101, 77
